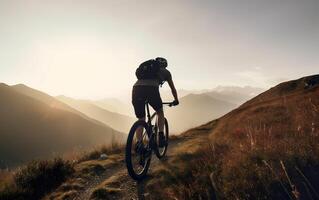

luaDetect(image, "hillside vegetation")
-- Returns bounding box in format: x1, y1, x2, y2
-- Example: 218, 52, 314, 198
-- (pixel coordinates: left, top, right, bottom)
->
144, 75, 319, 199
0, 141, 124, 200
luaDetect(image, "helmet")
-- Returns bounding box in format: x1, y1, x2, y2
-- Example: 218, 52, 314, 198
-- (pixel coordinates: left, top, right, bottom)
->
155, 57, 168, 68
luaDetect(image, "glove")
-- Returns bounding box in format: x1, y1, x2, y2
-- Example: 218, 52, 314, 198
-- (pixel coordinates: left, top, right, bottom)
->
172, 99, 179, 106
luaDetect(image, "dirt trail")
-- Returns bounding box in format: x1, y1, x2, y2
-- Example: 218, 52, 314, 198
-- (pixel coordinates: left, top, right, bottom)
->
72, 123, 213, 200
73, 140, 181, 200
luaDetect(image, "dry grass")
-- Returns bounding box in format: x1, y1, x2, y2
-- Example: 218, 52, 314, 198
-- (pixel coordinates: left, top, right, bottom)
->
90, 186, 122, 200
0, 158, 74, 200
145, 84, 319, 199
0, 170, 13, 191
77, 140, 124, 162
0, 140, 125, 200
44, 142, 124, 200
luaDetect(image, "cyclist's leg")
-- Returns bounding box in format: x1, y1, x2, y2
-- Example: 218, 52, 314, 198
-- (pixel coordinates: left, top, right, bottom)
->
132, 86, 146, 142
148, 87, 165, 132
148, 87, 166, 147
156, 109, 165, 133
136, 117, 145, 141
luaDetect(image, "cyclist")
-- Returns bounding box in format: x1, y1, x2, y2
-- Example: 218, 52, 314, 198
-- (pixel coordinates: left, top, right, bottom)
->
132, 57, 179, 149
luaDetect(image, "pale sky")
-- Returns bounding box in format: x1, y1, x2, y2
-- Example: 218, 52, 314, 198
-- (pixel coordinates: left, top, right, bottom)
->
0, 0, 318, 99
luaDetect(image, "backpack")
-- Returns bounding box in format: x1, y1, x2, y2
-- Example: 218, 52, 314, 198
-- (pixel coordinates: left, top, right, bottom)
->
135, 59, 161, 80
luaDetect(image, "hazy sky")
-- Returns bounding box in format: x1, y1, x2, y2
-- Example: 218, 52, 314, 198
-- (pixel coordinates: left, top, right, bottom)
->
0, 0, 318, 99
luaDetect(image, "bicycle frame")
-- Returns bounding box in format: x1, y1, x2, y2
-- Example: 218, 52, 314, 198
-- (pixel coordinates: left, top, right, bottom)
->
125, 101, 174, 180
145, 101, 172, 131
145, 102, 156, 126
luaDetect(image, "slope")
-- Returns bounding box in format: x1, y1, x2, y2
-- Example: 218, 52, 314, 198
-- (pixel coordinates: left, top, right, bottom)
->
11, 84, 106, 127
57, 96, 135, 133
145, 74, 319, 199
0, 83, 123, 168
91, 98, 133, 117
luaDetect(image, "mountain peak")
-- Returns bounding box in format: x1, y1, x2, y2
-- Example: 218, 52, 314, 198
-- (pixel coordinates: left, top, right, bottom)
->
12, 83, 28, 88
0, 83, 9, 88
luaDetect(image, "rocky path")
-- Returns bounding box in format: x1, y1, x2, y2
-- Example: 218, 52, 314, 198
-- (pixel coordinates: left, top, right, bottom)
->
74, 138, 185, 200
54, 122, 214, 200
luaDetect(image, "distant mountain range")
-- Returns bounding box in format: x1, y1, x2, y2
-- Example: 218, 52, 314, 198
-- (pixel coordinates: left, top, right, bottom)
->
11, 84, 106, 127
160, 86, 264, 105
0, 83, 265, 167
165, 93, 237, 133
90, 86, 265, 133
56, 96, 135, 133
0, 84, 123, 168
91, 98, 134, 116
56, 86, 264, 133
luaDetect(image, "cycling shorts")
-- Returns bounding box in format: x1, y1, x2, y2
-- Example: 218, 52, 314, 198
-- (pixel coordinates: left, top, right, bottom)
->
132, 86, 163, 118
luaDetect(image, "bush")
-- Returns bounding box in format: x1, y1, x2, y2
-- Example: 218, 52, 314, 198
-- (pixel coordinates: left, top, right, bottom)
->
0, 184, 28, 200
11, 158, 74, 199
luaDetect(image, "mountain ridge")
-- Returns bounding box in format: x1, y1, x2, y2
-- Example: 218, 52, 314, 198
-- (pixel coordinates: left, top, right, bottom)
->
0, 83, 124, 167
56, 96, 135, 133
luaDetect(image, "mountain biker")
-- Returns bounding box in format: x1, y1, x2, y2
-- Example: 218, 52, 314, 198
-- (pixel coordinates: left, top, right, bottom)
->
132, 57, 179, 149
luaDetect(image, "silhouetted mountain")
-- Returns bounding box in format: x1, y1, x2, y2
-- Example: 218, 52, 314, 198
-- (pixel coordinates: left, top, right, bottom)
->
57, 96, 135, 133
160, 86, 264, 105
203, 86, 264, 105
11, 84, 106, 127
91, 98, 133, 117
0, 83, 123, 167
166, 93, 237, 133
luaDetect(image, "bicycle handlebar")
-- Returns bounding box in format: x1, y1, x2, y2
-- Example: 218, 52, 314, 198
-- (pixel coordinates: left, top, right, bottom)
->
162, 102, 177, 107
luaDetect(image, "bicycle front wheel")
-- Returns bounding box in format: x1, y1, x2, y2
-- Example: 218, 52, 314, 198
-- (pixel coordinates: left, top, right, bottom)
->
125, 120, 152, 181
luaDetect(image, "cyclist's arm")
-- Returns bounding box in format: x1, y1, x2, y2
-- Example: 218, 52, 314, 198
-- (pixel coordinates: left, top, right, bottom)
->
167, 78, 178, 102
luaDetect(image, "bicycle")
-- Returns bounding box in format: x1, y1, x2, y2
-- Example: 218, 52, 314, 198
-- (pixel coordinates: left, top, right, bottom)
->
125, 101, 176, 181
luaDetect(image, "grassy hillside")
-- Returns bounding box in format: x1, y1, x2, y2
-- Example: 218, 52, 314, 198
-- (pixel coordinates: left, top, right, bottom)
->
57, 96, 135, 133
0, 83, 123, 168
0, 142, 124, 200
145, 75, 319, 199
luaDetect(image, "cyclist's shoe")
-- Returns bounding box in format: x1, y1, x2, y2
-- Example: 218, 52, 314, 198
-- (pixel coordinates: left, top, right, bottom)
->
158, 132, 166, 148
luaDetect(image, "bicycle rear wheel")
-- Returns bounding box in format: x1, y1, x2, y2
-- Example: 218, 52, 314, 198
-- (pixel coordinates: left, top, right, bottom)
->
125, 120, 152, 181
154, 118, 169, 159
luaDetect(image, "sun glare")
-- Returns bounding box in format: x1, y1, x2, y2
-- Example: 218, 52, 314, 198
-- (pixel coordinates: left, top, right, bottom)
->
22, 36, 136, 99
